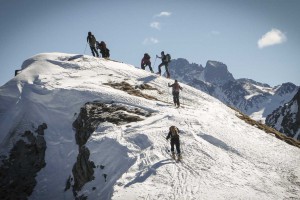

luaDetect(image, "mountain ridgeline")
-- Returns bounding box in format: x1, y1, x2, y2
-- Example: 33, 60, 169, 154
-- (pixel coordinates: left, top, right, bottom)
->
169, 58, 300, 140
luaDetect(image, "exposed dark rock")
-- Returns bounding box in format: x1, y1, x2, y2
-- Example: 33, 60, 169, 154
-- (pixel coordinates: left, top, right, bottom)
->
266, 89, 300, 140
0, 123, 47, 200
68, 102, 152, 198
104, 81, 159, 100
72, 146, 95, 192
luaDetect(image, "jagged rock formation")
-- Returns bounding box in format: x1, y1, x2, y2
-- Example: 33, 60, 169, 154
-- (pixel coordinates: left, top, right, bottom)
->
68, 101, 152, 198
266, 89, 300, 140
202, 61, 235, 85
0, 123, 47, 200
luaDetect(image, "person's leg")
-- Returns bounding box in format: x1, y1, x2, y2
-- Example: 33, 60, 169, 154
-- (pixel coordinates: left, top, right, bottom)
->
174, 92, 179, 106
95, 47, 99, 57
158, 63, 163, 75
176, 93, 180, 107
172, 92, 176, 106
175, 139, 181, 155
92, 46, 98, 57
170, 139, 175, 153
148, 63, 154, 72
165, 63, 170, 77
90, 46, 95, 57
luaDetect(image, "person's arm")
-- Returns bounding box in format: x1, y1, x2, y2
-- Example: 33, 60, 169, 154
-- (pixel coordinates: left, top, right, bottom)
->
166, 131, 171, 140
168, 83, 174, 87
141, 58, 144, 66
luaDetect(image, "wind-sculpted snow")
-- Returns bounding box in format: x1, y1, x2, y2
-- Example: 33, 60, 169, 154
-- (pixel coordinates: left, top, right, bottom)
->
0, 53, 299, 200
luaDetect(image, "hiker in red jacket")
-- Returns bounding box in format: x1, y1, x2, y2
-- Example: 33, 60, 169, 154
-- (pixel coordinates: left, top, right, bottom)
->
141, 53, 154, 73
168, 80, 183, 107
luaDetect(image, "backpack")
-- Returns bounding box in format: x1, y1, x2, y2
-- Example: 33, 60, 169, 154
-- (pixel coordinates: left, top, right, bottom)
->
100, 41, 107, 49
166, 54, 171, 63
170, 126, 179, 138
102, 48, 110, 58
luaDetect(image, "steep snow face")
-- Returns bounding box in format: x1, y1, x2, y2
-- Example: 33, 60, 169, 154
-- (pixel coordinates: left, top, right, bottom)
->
0, 53, 300, 200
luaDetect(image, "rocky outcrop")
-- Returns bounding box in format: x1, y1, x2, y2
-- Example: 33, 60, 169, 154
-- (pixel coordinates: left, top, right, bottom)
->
0, 123, 47, 200
266, 89, 300, 140
68, 101, 152, 198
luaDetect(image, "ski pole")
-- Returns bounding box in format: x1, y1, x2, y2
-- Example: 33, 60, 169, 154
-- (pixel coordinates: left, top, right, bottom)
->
153, 56, 157, 68
83, 42, 88, 55
167, 84, 169, 103
153, 56, 157, 73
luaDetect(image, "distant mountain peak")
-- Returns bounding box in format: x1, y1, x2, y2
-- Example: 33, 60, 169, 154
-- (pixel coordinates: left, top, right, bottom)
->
203, 60, 235, 85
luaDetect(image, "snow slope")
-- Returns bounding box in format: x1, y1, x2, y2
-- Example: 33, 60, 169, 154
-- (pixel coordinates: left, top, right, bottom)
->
0, 53, 300, 200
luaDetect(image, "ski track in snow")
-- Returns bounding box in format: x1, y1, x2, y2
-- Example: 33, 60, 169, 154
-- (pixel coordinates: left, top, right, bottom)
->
0, 53, 299, 200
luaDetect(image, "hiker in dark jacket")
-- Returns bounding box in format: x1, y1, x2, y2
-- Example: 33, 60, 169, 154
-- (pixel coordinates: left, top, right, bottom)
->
141, 53, 154, 72
168, 80, 183, 107
166, 125, 181, 159
156, 51, 170, 78
97, 41, 110, 58
87, 32, 99, 57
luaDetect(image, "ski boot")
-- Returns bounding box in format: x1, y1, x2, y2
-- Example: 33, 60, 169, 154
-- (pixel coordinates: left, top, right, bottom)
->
171, 152, 176, 160
177, 153, 182, 161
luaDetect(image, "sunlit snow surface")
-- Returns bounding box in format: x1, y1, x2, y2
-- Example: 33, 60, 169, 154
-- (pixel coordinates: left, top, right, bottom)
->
0, 53, 299, 200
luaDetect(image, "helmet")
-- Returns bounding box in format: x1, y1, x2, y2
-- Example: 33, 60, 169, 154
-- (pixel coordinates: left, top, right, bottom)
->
161, 51, 164, 55
88, 31, 92, 35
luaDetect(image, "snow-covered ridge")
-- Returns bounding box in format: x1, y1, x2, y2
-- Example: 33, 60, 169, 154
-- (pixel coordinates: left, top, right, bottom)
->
0, 53, 300, 199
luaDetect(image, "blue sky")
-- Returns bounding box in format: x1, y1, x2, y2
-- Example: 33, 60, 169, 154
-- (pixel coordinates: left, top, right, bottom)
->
0, 0, 299, 87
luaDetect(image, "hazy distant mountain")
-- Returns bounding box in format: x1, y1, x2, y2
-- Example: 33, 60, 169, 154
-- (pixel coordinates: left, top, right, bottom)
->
169, 58, 299, 139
